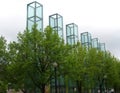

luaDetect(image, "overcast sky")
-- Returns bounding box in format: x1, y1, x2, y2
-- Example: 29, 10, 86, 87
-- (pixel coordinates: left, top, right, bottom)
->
0, 0, 120, 59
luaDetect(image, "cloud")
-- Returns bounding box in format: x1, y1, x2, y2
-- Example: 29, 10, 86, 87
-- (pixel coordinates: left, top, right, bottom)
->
0, 0, 120, 59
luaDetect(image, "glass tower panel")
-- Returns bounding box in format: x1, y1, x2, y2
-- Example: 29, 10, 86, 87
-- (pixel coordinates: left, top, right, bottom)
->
27, 1, 43, 31
49, 13, 63, 39
66, 23, 78, 45
81, 32, 92, 48
92, 38, 100, 49
99, 43, 105, 51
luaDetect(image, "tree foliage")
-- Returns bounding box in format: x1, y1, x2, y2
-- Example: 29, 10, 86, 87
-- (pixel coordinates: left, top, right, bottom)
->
0, 36, 8, 93
7, 25, 68, 93
0, 25, 120, 93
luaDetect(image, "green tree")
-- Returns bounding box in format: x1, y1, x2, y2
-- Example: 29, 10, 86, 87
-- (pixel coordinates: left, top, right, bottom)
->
63, 43, 87, 93
88, 49, 107, 93
7, 41, 25, 92
87, 49, 120, 93
85, 48, 99, 92
113, 59, 120, 93
0, 36, 8, 93
8, 25, 67, 93
103, 54, 120, 93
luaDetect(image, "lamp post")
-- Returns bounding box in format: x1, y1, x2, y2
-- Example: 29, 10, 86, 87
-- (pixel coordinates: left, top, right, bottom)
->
53, 62, 58, 93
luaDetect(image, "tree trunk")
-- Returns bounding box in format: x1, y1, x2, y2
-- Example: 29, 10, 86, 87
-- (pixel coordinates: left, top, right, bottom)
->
40, 84, 45, 93
76, 80, 82, 93
99, 83, 102, 93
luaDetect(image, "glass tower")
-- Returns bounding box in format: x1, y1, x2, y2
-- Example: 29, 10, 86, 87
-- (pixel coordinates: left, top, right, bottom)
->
49, 14, 64, 93
66, 23, 78, 45
92, 38, 100, 49
49, 13, 63, 39
81, 32, 92, 48
27, 1, 43, 31
99, 43, 106, 51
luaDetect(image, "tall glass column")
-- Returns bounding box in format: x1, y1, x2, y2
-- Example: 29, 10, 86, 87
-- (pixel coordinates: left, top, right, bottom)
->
66, 23, 78, 45
92, 38, 100, 49
81, 32, 92, 49
99, 43, 106, 51
49, 13, 63, 39
27, 1, 43, 31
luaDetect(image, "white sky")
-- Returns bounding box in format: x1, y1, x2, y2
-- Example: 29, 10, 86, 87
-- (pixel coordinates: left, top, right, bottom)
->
0, 0, 120, 59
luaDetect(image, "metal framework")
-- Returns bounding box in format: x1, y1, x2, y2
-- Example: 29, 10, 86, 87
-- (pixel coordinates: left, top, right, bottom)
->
66, 23, 78, 45
49, 13, 63, 39
27, 1, 43, 31
81, 32, 92, 48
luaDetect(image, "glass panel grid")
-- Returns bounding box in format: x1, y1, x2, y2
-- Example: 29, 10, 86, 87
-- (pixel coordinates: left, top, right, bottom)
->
92, 38, 99, 49
81, 32, 92, 48
99, 43, 105, 51
28, 20, 34, 31
66, 23, 78, 45
27, 1, 43, 31
28, 6, 34, 17
49, 13, 63, 38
